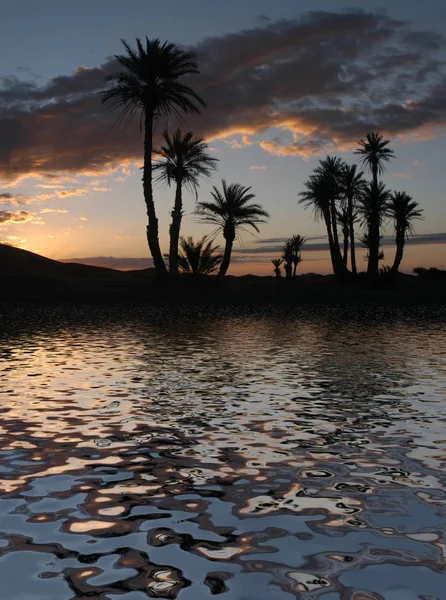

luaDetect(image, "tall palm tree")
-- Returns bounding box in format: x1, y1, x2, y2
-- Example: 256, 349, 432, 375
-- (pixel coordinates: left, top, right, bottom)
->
195, 180, 269, 277
271, 258, 283, 278
355, 132, 395, 277
314, 156, 344, 264
153, 129, 219, 277
177, 236, 222, 276
101, 38, 205, 279
299, 171, 345, 277
386, 192, 423, 273
358, 182, 391, 266
340, 163, 366, 275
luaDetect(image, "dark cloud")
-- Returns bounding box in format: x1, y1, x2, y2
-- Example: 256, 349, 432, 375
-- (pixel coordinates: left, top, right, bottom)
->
0, 210, 34, 224
1, 10, 446, 181
237, 233, 446, 254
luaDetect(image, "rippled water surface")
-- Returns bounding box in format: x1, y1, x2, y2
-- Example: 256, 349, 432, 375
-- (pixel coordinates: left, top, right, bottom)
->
1, 304, 445, 600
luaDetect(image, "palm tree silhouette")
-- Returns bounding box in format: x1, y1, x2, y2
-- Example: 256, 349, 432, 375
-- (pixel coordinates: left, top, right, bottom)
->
177, 236, 222, 276
281, 240, 294, 280
314, 156, 345, 268
101, 38, 205, 279
299, 167, 345, 277
386, 192, 423, 273
195, 179, 269, 277
271, 258, 283, 278
153, 129, 218, 277
358, 182, 391, 265
355, 133, 395, 277
289, 234, 306, 277
340, 164, 366, 275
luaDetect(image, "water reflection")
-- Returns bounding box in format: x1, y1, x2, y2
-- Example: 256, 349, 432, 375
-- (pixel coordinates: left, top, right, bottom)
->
0, 304, 445, 599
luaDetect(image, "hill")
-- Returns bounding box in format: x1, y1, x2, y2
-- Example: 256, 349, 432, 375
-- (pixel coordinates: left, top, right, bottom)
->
0, 244, 154, 300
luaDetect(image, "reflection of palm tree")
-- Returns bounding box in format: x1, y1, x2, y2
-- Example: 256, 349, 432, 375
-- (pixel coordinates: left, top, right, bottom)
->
271, 258, 283, 278
177, 236, 222, 276
340, 164, 366, 275
153, 129, 218, 277
355, 133, 395, 277
386, 192, 423, 273
195, 180, 269, 277
101, 38, 205, 279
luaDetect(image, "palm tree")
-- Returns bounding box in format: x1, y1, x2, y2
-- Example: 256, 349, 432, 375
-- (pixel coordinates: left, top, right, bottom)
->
355, 132, 395, 277
289, 234, 306, 277
358, 182, 391, 266
340, 164, 366, 275
386, 192, 423, 273
314, 156, 344, 266
177, 236, 222, 276
271, 258, 283, 278
281, 241, 294, 280
195, 180, 269, 277
299, 171, 345, 277
101, 38, 205, 279
153, 129, 218, 277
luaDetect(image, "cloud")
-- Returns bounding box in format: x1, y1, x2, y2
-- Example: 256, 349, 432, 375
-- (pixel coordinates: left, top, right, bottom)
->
238, 232, 446, 254
0, 192, 29, 206
0, 210, 34, 225
35, 188, 88, 200
1, 10, 446, 181
78, 216, 88, 221
391, 172, 413, 179
92, 186, 111, 192
40, 208, 69, 213
249, 165, 267, 170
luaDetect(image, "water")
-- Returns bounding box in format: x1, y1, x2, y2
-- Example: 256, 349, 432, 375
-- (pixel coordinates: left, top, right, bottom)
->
0, 304, 445, 600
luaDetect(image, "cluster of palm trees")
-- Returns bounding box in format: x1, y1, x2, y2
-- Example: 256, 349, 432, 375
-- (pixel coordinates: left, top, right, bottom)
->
272, 235, 306, 279
299, 133, 423, 279
102, 37, 422, 282
102, 37, 268, 279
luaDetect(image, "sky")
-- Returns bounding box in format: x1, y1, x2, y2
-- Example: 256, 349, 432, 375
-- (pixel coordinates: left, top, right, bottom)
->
1, 0, 446, 275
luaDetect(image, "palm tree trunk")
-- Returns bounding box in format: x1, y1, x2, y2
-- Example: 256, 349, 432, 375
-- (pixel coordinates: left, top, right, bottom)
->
169, 179, 183, 278
293, 261, 297, 278
219, 235, 234, 277
367, 171, 380, 278
330, 198, 348, 276
392, 228, 405, 273
347, 194, 357, 276
143, 114, 167, 279
323, 207, 343, 277
343, 228, 349, 269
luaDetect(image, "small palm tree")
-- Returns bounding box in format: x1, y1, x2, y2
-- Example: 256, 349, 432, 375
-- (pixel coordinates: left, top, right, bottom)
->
340, 163, 366, 275
195, 179, 269, 277
153, 129, 219, 277
289, 234, 306, 277
177, 236, 222, 276
101, 38, 205, 279
271, 258, 283, 278
281, 240, 294, 280
386, 192, 423, 273
355, 132, 395, 277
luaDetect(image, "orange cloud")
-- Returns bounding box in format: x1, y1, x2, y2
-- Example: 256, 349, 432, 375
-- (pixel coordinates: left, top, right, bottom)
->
249, 165, 267, 170
40, 208, 69, 213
